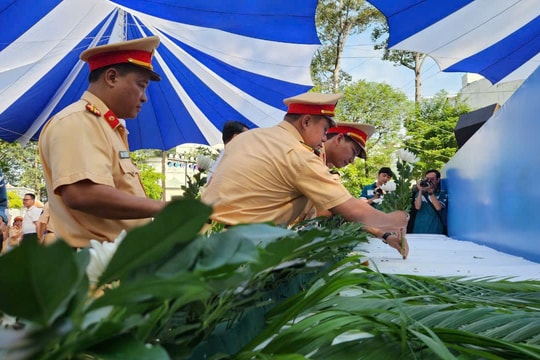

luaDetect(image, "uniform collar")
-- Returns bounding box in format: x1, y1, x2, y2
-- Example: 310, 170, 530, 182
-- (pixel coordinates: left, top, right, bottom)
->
81, 91, 108, 116
278, 120, 322, 156
278, 120, 303, 142
81, 91, 127, 131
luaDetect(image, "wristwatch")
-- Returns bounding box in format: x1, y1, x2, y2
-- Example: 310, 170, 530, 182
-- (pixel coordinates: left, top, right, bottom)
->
382, 232, 392, 244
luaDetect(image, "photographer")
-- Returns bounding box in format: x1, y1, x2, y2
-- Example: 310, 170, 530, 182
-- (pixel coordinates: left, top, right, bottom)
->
360, 167, 394, 209
411, 169, 448, 234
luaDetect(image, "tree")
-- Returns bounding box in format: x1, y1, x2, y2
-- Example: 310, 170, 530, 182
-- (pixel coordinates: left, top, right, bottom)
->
131, 150, 164, 200
0, 140, 44, 197
404, 91, 470, 174
371, 23, 428, 104
139, 164, 164, 200
7, 191, 22, 209
313, 0, 383, 92
335, 80, 414, 193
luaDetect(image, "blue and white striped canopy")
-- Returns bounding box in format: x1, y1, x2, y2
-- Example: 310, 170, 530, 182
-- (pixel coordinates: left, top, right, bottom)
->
0, 0, 319, 150
369, 0, 539, 85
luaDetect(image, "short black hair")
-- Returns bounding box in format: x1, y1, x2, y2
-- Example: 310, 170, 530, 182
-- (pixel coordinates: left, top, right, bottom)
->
327, 132, 357, 144
425, 169, 441, 179
222, 121, 249, 144
378, 167, 394, 177
88, 63, 150, 83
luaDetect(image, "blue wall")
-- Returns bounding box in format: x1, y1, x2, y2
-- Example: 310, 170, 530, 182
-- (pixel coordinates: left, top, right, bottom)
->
443, 66, 540, 263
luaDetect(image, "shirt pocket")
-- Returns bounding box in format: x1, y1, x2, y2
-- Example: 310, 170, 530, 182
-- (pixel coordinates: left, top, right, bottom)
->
118, 158, 140, 177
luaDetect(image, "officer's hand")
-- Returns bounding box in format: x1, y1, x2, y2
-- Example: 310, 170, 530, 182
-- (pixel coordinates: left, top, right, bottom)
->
384, 232, 409, 259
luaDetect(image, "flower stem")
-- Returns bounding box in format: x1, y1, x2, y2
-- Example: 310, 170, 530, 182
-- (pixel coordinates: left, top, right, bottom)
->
401, 229, 407, 259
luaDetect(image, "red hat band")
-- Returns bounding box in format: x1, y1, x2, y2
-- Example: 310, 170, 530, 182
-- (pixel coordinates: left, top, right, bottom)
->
87, 50, 154, 71
327, 126, 367, 146
287, 103, 336, 116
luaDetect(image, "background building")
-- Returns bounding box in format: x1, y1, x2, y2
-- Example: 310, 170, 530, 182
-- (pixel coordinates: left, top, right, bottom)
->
145, 144, 221, 201
460, 73, 523, 110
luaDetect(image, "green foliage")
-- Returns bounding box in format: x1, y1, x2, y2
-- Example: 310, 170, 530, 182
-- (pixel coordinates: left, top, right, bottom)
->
372, 22, 410, 65
0, 140, 44, 197
139, 164, 163, 200
7, 191, 22, 209
334, 80, 414, 192
181, 170, 207, 200
337, 159, 365, 195
379, 158, 415, 213
243, 265, 540, 359
313, 0, 383, 92
131, 150, 164, 200
371, 21, 429, 103
0, 201, 539, 359
0, 201, 367, 359
0, 239, 87, 326
405, 91, 471, 173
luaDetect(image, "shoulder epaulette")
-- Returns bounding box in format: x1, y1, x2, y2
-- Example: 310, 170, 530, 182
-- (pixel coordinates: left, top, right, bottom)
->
85, 103, 101, 117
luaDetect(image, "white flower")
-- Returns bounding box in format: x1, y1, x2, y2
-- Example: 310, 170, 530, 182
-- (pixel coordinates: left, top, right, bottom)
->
0, 314, 17, 327
86, 230, 126, 285
396, 149, 419, 164
196, 155, 213, 172
381, 181, 397, 192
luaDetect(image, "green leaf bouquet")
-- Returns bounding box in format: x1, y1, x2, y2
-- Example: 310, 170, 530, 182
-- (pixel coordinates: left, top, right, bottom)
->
181, 155, 213, 200
378, 149, 419, 258
379, 149, 419, 213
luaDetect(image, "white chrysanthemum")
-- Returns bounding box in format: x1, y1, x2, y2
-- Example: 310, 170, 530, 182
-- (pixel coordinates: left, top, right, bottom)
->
381, 181, 397, 192
196, 155, 213, 172
86, 230, 126, 285
0, 314, 17, 327
396, 149, 419, 164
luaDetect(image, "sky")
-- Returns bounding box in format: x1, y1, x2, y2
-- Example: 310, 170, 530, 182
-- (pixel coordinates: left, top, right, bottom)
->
340, 32, 466, 100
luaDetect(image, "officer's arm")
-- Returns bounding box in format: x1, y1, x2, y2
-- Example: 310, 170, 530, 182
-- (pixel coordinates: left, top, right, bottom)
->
58, 180, 166, 220
330, 198, 408, 232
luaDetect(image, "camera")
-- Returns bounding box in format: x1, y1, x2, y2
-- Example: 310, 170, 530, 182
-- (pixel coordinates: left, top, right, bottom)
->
419, 178, 432, 188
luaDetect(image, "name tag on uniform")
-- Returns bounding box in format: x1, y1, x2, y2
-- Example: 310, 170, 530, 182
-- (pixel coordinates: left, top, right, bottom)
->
119, 151, 130, 159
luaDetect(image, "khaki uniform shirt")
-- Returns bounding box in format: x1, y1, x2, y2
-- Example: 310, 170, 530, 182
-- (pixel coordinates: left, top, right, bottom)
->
38, 203, 57, 245
38, 203, 54, 232
201, 121, 352, 226
39, 91, 150, 247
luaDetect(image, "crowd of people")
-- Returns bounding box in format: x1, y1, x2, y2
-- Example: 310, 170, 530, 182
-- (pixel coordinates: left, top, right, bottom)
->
1, 36, 448, 258
0, 184, 57, 254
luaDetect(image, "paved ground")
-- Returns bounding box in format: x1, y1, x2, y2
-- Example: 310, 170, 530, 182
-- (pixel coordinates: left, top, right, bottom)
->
354, 234, 540, 281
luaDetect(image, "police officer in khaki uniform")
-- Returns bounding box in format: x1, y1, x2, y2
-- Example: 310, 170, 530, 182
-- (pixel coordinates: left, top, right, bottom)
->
37, 203, 56, 245
322, 122, 409, 258
201, 92, 408, 233
39, 36, 166, 248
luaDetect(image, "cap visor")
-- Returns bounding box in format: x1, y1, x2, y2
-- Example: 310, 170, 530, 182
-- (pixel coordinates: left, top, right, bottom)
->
350, 140, 367, 160
148, 69, 161, 81
359, 148, 367, 160
324, 116, 337, 127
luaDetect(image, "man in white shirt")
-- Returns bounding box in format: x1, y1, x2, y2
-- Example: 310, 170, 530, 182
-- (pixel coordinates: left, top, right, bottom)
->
22, 193, 42, 242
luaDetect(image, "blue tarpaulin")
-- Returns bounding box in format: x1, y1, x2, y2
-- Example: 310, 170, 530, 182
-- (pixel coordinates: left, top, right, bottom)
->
0, 0, 319, 150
